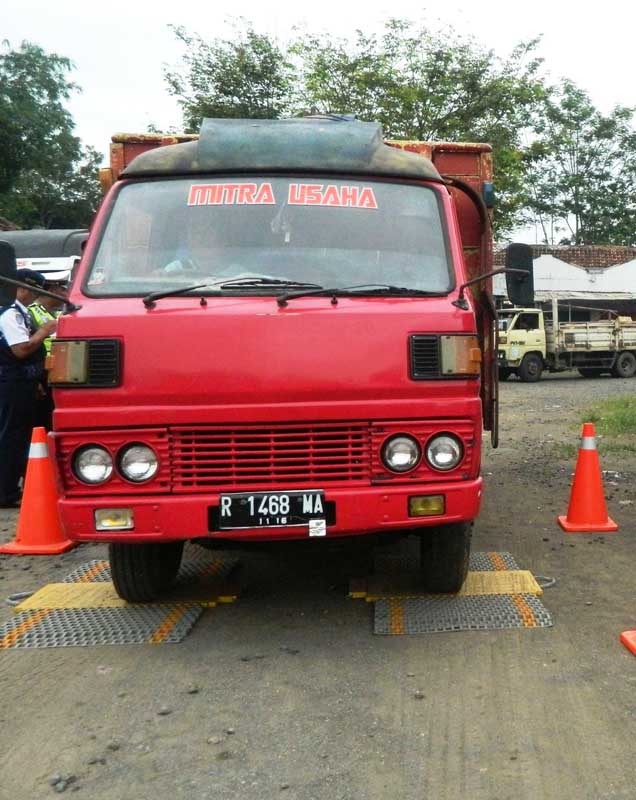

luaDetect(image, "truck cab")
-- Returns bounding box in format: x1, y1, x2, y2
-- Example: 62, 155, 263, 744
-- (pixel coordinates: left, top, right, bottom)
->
1, 117, 500, 601
498, 308, 546, 382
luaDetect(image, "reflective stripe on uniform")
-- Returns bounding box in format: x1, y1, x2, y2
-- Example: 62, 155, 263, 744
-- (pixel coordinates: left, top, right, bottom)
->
29, 304, 56, 327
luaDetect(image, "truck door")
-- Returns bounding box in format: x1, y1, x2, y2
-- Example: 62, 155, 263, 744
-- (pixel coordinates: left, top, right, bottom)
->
511, 312, 543, 351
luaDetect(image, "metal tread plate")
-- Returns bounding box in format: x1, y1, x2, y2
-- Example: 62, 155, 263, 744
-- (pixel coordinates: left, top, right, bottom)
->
1, 547, 241, 648
351, 552, 528, 600
373, 549, 519, 575
62, 548, 239, 586
0, 605, 202, 649
470, 551, 519, 571
374, 593, 553, 635
357, 569, 542, 602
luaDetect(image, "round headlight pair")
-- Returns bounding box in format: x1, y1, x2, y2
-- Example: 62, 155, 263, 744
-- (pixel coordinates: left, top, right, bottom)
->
73, 444, 158, 485
381, 433, 463, 473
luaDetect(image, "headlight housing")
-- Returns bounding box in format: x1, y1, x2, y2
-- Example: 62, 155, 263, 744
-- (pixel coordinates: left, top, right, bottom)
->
426, 434, 464, 471
381, 435, 421, 473
73, 445, 113, 484
118, 444, 159, 482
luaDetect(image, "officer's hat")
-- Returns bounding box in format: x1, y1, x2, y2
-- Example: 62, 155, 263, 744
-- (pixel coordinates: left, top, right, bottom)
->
15, 268, 47, 289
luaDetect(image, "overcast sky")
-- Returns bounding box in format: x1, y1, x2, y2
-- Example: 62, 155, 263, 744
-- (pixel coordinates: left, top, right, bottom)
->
4, 0, 635, 162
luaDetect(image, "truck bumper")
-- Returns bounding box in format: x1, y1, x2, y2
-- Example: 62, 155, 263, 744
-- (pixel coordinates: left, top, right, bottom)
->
60, 478, 483, 544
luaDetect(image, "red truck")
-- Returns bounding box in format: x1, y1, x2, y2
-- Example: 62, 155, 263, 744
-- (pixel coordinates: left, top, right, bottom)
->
1, 117, 528, 601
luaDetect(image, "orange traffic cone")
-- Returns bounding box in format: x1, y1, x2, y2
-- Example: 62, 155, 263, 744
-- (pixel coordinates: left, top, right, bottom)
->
557, 422, 618, 533
0, 427, 76, 554
620, 630, 636, 655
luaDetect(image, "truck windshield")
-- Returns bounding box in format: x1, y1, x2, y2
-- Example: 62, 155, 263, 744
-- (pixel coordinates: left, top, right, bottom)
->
85, 176, 452, 296
498, 315, 516, 331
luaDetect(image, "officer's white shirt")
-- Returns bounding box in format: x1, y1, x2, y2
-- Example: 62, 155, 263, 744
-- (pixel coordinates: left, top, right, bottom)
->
0, 300, 31, 347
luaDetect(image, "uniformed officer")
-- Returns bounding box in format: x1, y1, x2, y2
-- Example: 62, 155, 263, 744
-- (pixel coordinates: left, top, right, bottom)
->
0, 269, 56, 507
29, 287, 65, 353
29, 280, 67, 431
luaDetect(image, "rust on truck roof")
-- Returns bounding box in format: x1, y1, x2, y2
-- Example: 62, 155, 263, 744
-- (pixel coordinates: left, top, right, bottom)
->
120, 117, 446, 184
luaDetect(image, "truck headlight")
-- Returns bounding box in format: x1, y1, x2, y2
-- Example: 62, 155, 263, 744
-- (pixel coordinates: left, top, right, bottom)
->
73, 445, 113, 484
426, 434, 463, 471
381, 435, 421, 473
118, 444, 158, 482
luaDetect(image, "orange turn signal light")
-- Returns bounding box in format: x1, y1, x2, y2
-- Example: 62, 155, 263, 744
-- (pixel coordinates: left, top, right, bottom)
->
440, 335, 481, 376
47, 340, 88, 385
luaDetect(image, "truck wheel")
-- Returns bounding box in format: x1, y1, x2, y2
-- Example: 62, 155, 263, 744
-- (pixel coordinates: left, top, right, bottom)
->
611, 351, 636, 378
109, 541, 184, 602
418, 521, 472, 593
518, 353, 543, 382
578, 368, 604, 378
498, 368, 512, 381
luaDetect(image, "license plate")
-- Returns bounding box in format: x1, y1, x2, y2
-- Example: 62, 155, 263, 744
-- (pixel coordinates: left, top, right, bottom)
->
218, 490, 326, 530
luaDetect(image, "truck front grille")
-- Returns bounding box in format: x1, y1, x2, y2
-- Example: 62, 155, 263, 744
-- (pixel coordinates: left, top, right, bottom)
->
170, 423, 372, 491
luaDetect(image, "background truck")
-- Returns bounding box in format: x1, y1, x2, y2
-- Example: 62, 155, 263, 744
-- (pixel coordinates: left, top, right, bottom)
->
0, 228, 87, 284
498, 298, 636, 381
1, 117, 528, 601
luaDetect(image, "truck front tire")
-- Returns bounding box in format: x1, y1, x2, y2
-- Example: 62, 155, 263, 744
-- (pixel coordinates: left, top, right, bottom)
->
518, 353, 543, 382
611, 351, 636, 378
109, 541, 184, 602
418, 521, 472, 593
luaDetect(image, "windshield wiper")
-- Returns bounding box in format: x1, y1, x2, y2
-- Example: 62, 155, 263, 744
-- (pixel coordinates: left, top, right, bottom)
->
143, 282, 219, 307
143, 278, 322, 307
277, 284, 443, 307
218, 278, 323, 290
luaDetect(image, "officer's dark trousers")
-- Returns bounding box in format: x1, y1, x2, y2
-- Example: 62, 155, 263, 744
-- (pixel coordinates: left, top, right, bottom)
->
0, 379, 37, 504
34, 381, 54, 431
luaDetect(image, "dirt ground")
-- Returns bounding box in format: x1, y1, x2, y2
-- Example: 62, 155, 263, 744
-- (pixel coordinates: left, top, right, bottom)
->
1, 374, 636, 800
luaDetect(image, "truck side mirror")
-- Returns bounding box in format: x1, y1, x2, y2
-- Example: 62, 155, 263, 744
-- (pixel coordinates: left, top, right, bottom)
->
0, 240, 17, 307
505, 244, 534, 307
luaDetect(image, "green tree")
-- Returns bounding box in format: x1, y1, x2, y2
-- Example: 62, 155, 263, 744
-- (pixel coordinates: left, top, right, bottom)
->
0, 40, 101, 229
166, 19, 547, 235
0, 41, 78, 193
292, 20, 548, 236
0, 145, 102, 229
524, 80, 636, 245
164, 23, 295, 132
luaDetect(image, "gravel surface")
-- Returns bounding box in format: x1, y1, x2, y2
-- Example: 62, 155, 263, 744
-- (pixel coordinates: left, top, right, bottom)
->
1, 373, 636, 800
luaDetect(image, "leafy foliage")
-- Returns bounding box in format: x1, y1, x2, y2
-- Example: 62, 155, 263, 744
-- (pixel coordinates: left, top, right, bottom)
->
295, 22, 550, 236
523, 80, 636, 245
164, 23, 295, 132
0, 145, 102, 229
166, 19, 548, 235
0, 40, 101, 229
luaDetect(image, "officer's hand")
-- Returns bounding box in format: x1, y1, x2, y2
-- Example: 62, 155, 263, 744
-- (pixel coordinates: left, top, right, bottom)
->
41, 320, 57, 337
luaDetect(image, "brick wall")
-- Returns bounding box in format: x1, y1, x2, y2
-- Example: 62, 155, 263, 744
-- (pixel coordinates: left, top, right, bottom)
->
494, 245, 636, 268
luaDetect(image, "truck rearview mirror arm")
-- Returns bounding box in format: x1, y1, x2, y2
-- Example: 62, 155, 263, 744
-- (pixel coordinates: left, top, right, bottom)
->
452, 268, 530, 311
0, 274, 82, 313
